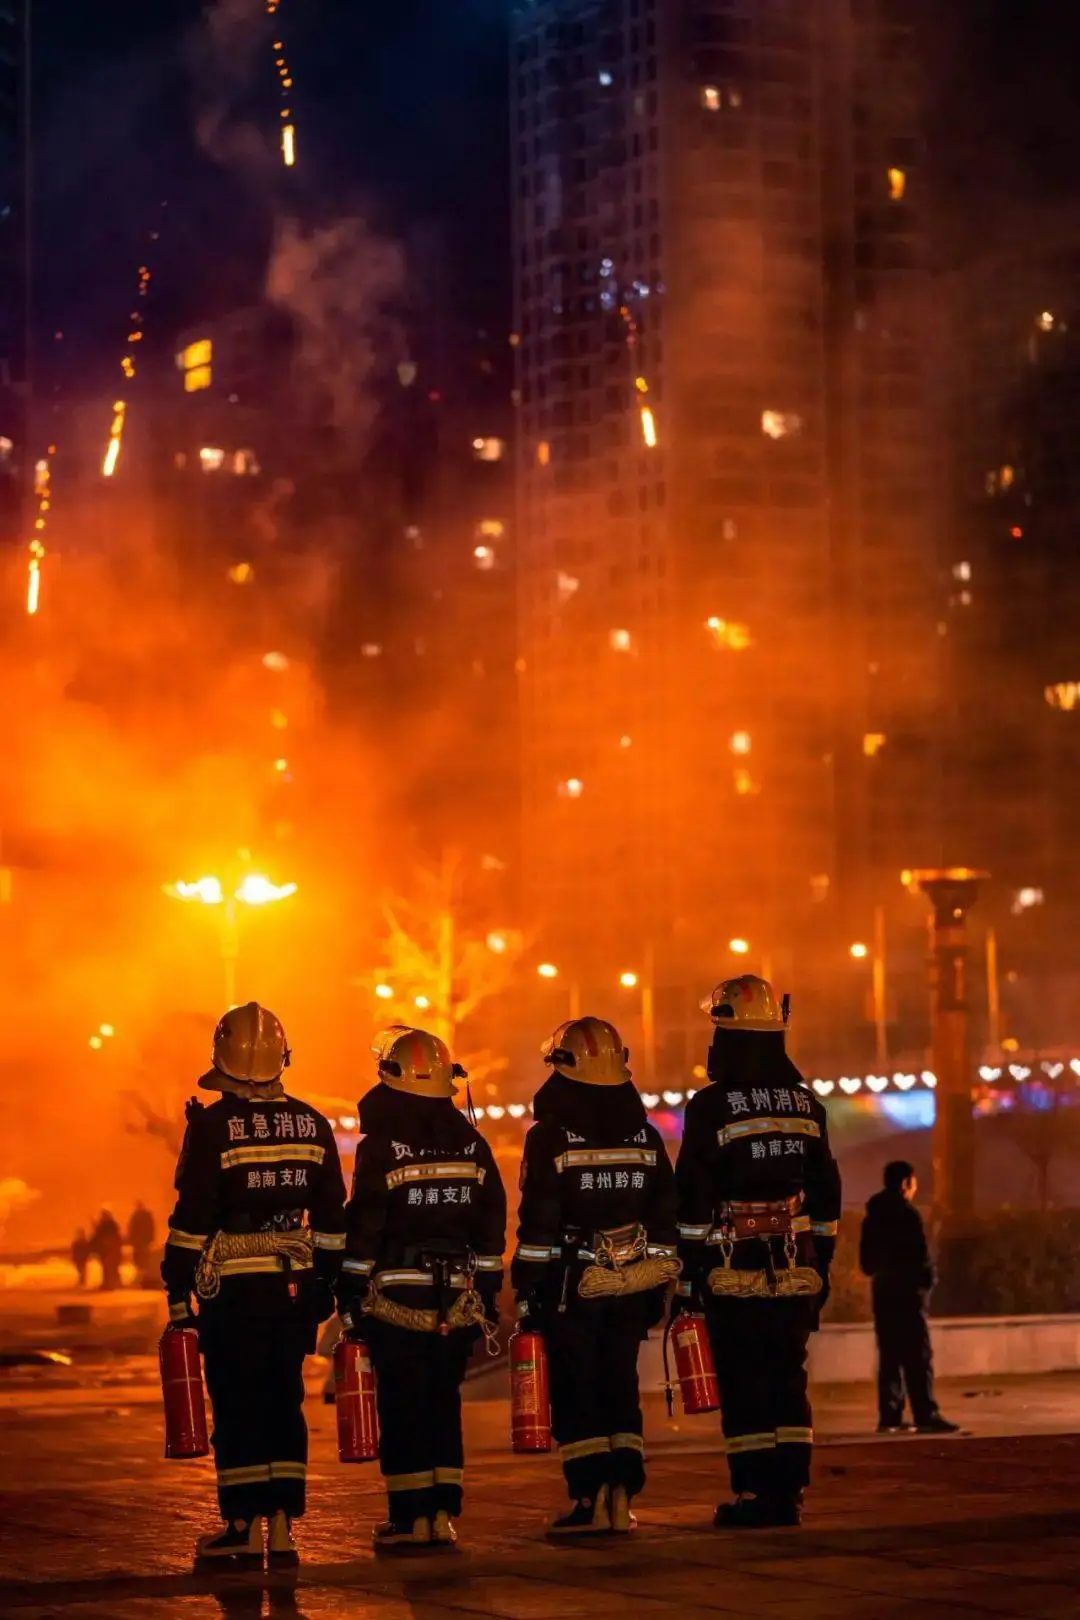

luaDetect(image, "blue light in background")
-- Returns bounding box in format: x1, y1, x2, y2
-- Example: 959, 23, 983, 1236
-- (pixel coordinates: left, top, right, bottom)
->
879, 1092, 935, 1130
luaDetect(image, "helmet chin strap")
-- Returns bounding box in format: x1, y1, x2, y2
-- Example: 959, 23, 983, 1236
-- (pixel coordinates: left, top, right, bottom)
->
198, 1069, 286, 1101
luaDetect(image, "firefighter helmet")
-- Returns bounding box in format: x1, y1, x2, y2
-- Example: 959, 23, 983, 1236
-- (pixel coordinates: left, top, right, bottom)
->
375, 1026, 465, 1099
703, 974, 789, 1032
206, 1001, 291, 1083
541, 1016, 631, 1085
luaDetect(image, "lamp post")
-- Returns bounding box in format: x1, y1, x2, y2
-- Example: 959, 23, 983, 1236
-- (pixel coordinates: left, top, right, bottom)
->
850, 904, 889, 1068
619, 941, 657, 1088
909, 867, 988, 1219
537, 962, 581, 1021
165, 873, 297, 1007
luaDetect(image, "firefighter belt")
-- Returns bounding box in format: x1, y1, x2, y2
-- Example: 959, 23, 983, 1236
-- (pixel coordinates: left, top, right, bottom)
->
706, 1216, 821, 1300
195, 1228, 314, 1300
578, 1222, 681, 1300
362, 1278, 500, 1356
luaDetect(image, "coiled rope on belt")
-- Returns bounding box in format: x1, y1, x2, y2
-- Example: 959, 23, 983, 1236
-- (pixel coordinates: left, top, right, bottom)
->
195, 1229, 314, 1300
362, 1281, 501, 1356
706, 1264, 821, 1299
578, 1253, 682, 1298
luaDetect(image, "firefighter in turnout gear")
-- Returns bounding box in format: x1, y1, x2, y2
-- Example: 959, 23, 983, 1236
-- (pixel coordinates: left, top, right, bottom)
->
675, 976, 841, 1528
161, 1002, 346, 1566
512, 1016, 679, 1536
338, 1027, 507, 1551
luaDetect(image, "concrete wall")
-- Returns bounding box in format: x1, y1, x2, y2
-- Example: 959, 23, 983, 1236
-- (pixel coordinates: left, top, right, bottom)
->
640, 1315, 1080, 1390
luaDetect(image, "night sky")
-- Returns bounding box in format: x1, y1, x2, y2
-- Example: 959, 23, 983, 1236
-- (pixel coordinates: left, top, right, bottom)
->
36, 0, 510, 386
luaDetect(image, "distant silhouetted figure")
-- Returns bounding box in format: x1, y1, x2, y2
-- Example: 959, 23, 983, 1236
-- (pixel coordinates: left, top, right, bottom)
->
127, 1202, 156, 1287
859, 1162, 958, 1435
90, 1209, 123, 1292
71, 1228, 91, 1288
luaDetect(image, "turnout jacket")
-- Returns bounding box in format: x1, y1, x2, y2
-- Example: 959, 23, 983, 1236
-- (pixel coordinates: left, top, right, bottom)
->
511, 1072, 678, 1298
676, 1032, 841, 1286
339, 1084, 507, 1314
162, 1092, 346, 1320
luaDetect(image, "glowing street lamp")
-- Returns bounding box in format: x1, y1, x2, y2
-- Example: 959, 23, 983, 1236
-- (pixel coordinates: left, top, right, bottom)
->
374, 983, 395, 1001
728, 938, 751, 956
537, 962, 559, 980
619, 971, 639, 989
165, 872, 297, 1006
850, 942, 869, 960
537, 962, 581, 1020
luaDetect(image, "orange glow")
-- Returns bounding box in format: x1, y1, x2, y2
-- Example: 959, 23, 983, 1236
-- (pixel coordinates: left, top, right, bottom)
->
619, 971, 638, 988
728, 938, 750, 955
102, 436, 121, 479
850, 942, 869, 960
375, 983, 394, 1000
537, 962, 559, 979
282, 124, 296, 166
486, 932, 508, 954
887, 167, 906, 200
729, 730, 752, 756
536, 440, 551, 467
640, 405, 657, 447
234, 874, 297, 906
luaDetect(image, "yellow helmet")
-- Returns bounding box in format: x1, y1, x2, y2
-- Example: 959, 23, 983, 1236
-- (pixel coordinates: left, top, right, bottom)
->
542, 1016, 631, 1085
704, 975, 789, 1032
206, 1001, 290, 1084
374, 1026, 465, 1099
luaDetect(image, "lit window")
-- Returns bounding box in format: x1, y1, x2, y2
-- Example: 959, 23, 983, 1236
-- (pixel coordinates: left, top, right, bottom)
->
199, 447, 226, 471
477, 519, 505, 539
952, 561, 972, 581
863, 732, 887, 757
472, 437, 505, 462
177, 338, 212, 372
619, 735, 632, 749
609, 628, 633, 652
397, 361, 418, 387
233, 449, 260, 476
0, 436, 12, 458
722, 519, 737, 540
1012, 887, 1044, 913
536, 440, 551, 467
702, 85, 721, 111
556, 571, 580, 602
1046, 682, 1080, 711
887, 167, 906, 200
473, 544, 496, 570
183, 365, 212, 393
957, 590, 972, 606
985, 470, 997, 495
361, 643, 382, 658
226, 562, 254, 584
810, 874, 830, 903
729, 731, 752, 756
263, 651, 289, 671
733, 768, 759, 796
761, 410, 802, 439
706, 616, 752, 651
1037, 311, 1055, 332
273, 758, 289, 774
999, 464, 1015, 490
559, 778, 584, 799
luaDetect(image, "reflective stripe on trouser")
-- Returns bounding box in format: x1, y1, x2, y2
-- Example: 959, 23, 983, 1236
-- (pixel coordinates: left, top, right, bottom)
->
705, 1295, 815, 1500
365, 1318, 473, 1522
201, 1316, 312, 1521
546, 1296, 650, 1503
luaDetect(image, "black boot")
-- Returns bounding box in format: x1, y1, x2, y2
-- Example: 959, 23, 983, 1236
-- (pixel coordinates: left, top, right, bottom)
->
548, 1485, 612, 1537
373, 1516, 432, 1552
714, 1494, 801, 1529
194, 1518, 263, 1565
267, 1509, 299, 1566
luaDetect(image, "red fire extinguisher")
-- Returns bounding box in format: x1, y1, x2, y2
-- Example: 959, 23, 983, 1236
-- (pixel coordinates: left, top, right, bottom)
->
159, 1324, 210, 1459
663, 1312, 720, 1417
509, 1328, 551, 1452
334, 1337, 380, 1463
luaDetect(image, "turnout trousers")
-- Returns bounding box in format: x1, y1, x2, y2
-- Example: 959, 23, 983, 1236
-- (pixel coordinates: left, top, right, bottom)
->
705, 1296, 814, 1502
200, 1313, 314, 1523
546, 1297, 648, 1503
872, 1282, 940, 1427
365, 1319, 474, 1523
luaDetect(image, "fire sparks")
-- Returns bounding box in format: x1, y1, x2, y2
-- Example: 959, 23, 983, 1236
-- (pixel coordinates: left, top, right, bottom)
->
101, 216, 162, 478
268, 1, 299, 168
24, 455, 52, 615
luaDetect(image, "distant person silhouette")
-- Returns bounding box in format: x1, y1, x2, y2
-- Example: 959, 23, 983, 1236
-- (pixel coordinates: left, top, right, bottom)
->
859, 1162, 958, 1435
127, 1201, 157, 1287
71, 1228, 91, 1288
90, 1209, 123, 1292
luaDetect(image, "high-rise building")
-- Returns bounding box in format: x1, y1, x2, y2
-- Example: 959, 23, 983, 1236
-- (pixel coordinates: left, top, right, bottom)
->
0, 0, 26, 551
945, 245, 1080, 1049
511, 0, 943, 1069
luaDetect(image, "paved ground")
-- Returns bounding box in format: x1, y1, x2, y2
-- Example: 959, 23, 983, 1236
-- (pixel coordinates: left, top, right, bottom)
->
2, 1367, 1080, 1618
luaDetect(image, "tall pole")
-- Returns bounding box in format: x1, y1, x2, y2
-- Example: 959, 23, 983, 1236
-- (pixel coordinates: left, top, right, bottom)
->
872, 903, 888, 1069
641, 940, 657, 1088
985, 926, 1000, 1053
915, 869, 987, 1220
221, 899, 239, 1009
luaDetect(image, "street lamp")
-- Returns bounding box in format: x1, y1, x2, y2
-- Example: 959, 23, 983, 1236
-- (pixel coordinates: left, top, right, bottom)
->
728, 938, 750, 956
165, 872, 298, 1007
849, 942, 869, 960
537, 962, 581, 1020
618, 951, 656, 1087
851, 908, 888, 1068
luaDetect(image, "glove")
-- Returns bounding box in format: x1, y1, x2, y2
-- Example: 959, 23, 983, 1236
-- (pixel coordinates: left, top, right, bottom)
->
514, 1291, 545, 1335
165, 1294, 195, 1328
476, 1277, 501, 1323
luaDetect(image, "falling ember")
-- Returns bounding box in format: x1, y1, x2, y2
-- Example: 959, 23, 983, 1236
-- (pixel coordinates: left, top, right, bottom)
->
640, 405, 657, 447
282, 124, 296, 166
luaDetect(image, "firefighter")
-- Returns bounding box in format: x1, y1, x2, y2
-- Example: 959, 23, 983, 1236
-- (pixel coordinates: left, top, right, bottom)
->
161, 1002, 346, 1566
337, 1026, 507, 1551
675, 976, 841, 1528
512, 1016, 679, 1536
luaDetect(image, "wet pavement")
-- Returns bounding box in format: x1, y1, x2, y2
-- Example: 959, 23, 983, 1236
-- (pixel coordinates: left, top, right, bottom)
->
2, 1372, 1080, 1617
